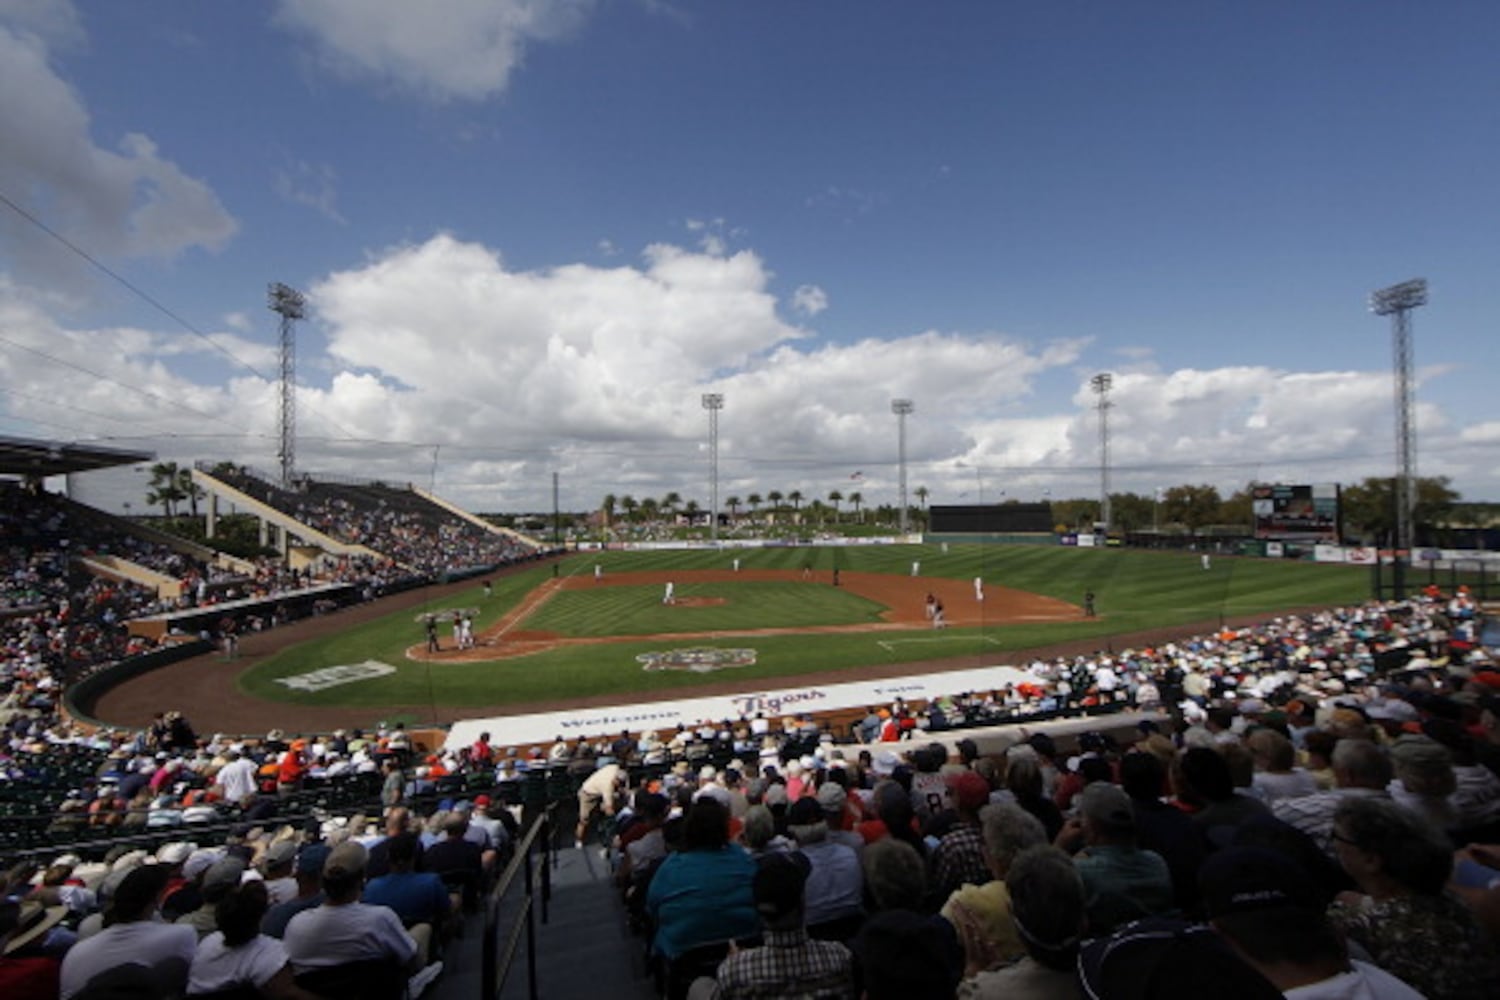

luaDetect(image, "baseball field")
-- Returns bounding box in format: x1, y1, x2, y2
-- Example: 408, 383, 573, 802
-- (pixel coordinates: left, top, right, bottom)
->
209, 543, 1368, 723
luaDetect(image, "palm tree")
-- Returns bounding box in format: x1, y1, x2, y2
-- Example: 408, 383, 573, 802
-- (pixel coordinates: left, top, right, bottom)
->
849, 491, 864, 522
725, 496, 741, 523
176, 467, 205, 518
915, 485, 930, 509
661, 491, 682, 519
684, 499, 701, 525
828, 489, 843, 521
640, 497, 660, 523
788, 490, 803, 512
766, 491, 783, 524
146, 461, 186, 517
601, 493, 617, 525
747, 493, 763, 518
620, 495, 638, 523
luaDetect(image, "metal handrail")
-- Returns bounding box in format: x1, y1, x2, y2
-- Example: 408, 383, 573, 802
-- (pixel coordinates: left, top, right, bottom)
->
481, 804, 557, 1000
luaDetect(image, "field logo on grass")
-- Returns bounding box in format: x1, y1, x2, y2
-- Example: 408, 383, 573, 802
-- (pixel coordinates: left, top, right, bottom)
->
637, 647, 758, 674
275, 660, 396, 692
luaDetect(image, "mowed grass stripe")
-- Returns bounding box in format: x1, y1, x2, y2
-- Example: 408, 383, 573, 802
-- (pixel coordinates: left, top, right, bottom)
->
239, 545, 1371, 710
527, 582, 889, 638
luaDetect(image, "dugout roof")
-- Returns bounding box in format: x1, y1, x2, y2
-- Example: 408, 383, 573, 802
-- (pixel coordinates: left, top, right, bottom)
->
0, 435, 154, 478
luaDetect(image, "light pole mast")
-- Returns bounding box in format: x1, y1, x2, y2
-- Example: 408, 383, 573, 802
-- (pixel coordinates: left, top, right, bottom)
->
267, 282, 305, 489
702, 393, 724, 545
1370, 278, 1428, 573
892, 399, 914, 535
1091, 373, 1113, 533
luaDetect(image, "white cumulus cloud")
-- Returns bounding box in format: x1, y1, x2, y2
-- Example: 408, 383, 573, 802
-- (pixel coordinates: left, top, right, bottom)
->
0, 17, 237, 287
272, 0, 596, 102
792, 284, 828, 316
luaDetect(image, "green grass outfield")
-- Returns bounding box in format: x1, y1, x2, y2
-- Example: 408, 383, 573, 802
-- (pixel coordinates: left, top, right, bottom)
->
239, 544, 1371, 711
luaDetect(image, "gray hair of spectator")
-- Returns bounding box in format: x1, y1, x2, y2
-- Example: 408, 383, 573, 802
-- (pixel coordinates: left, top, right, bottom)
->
1330, 740, 1393, 790
978, 802, 1046, 874
741, 805, 776, 851
1006, 846, 1086, 970
1333, 795, 1452, 896
1005, 755, 1044, 799
1389, 736, 1457, 798
1078, 782, 1136, 838
861, 836, 928, 911
1245, 729, 1296, 772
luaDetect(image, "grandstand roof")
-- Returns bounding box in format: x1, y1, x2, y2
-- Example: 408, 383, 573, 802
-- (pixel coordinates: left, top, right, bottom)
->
0, 435, 154, 478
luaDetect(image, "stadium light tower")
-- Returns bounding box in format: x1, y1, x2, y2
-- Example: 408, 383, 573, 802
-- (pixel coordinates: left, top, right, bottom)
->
267, 282, 306, 489
892, 398, 914, 535
702, 393, 724, 545
1370, 278, 1428, 565
1091, 373, 1113, 532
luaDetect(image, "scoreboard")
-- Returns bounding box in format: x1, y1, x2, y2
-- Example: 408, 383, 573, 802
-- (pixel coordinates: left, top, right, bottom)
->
929, 503, 1053, 534
1252, 484, 1340, 542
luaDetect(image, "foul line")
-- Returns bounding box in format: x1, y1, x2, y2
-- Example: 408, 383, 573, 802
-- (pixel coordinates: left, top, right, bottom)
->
877, 634, 1006, 653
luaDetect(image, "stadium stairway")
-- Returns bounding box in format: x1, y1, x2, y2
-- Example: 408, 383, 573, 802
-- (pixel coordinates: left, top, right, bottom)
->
430, 843, 658, 1000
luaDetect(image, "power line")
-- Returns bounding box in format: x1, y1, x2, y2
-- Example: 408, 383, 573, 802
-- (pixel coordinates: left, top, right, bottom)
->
0, 186, 366, 445
0, 331, 240, 430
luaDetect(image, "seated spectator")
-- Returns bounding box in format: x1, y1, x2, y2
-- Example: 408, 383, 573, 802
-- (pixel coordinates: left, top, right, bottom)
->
1058, 782, 1176, 934
1078, 916, 1282, 1000
940, 802, 1046, 978
1246, 728, 1319, 806
261, 845, 328, 940
690, 851, 855, 1000
0, 898, 68, 1000
1272, 739, 1393, 855
1004, 755, 1063, 841
785, 797, 864, 933
960, 846, 1086, 1000
852, 907, 962, 1000
423, 814, 484, 911
860, 838, 930, 915
186, 880, 317, 1000
60, 864, 198, 1000
1201, 845, 1423, 998
1179, 746, 1270, 839
1327, 796, 1500, 999
646, 796, 759, 963
1120, 750, 1206, 914
282, 842, 419, 978
928, 771, 992, 901
362, 832, 450, 965
177, 857, 247, 939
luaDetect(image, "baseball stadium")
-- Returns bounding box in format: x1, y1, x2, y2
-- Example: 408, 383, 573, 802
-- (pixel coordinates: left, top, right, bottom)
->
5, 432, 1500, 999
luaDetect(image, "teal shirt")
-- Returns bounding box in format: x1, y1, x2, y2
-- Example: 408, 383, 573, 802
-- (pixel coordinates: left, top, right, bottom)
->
645, 845, 759, 959
1073, 843, 1176, 934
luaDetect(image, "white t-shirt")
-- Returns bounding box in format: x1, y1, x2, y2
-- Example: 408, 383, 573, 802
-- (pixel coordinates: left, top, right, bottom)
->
1282, 959, 1426, 999
59, 919, 199, 1000
188, 933, 290, 994
283, 902, 416, 970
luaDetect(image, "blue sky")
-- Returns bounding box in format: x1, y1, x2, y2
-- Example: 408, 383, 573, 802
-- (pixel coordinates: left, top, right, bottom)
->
1, 0, 1496, 513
